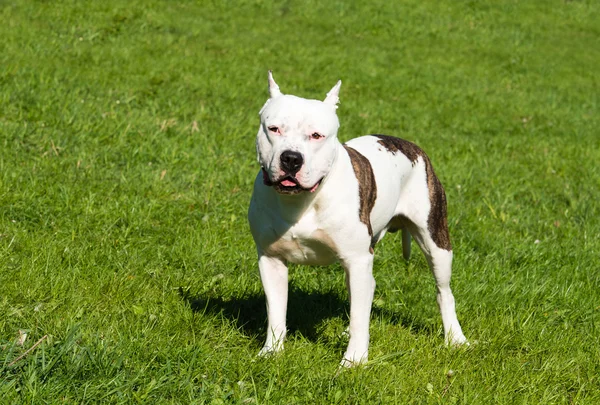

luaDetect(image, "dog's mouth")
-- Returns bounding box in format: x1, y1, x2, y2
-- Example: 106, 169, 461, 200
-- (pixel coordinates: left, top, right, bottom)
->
262, 168, 322, 195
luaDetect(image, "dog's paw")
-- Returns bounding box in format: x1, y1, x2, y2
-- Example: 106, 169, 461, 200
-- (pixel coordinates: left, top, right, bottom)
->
339, 358, 358, 368
340, 350, 368, 368
446, 333, 469, 347
257, 345, 282, 357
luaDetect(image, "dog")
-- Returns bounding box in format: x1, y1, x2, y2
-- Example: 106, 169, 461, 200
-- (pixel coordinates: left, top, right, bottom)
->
248, 72, 467, 366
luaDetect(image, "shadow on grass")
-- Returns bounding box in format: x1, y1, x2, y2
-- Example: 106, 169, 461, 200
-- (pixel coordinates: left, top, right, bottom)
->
179, 286, 431, 343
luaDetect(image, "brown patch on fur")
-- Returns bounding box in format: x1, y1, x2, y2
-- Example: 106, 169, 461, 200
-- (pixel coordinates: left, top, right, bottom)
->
264, 238, 302, 258
374, 134, 452, 251
311, 229, 337, 253
374, 134, 423, 163
264, 230, 338, 265
423, 156, 452, 250
343, 145, 377, 240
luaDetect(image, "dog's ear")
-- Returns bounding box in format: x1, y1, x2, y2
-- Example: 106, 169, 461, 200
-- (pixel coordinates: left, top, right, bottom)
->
268, 70, 282, 98
324, 80, 342, 107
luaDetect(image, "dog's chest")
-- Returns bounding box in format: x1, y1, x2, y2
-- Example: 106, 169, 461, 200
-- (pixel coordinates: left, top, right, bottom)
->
262, 210, 338, 266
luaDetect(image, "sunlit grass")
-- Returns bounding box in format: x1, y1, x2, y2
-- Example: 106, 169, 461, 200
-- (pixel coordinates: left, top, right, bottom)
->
1, 0, 599, 403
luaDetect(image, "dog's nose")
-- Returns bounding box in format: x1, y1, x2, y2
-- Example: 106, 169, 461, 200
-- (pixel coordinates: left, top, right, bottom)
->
280, 150, 303, 175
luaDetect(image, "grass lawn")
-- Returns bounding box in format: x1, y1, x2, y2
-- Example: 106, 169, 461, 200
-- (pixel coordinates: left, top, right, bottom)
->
1, 0, 599, 403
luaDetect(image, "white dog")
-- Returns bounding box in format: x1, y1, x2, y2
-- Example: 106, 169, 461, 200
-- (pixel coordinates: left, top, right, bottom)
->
248, 72, 467, 366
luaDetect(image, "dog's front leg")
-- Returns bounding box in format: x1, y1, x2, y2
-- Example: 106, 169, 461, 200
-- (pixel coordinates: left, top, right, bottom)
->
257, 253, 288, 356
341, 254, 375, 367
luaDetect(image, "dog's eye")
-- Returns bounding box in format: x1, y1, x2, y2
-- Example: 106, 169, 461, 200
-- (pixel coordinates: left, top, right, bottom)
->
310, 132, 324, 140
267, 126, 280, 134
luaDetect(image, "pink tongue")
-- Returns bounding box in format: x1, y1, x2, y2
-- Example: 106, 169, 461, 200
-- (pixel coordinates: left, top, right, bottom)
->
280, 179, 297, 187
310, 182, 320, 192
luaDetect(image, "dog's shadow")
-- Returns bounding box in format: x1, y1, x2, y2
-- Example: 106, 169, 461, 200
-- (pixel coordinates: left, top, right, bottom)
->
180, 286, 431, 343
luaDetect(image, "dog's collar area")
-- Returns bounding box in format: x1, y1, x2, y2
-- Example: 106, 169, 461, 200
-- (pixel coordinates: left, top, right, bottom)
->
262, 168, 322, 194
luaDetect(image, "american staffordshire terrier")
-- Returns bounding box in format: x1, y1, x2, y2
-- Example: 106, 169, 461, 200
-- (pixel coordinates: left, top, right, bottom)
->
248, 72, 467, 366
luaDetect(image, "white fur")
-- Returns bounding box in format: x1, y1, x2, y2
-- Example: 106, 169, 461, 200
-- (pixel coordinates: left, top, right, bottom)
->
248, 73, 467, 366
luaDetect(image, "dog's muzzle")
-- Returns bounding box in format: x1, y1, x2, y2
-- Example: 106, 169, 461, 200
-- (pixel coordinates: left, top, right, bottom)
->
262, 158, 322, 195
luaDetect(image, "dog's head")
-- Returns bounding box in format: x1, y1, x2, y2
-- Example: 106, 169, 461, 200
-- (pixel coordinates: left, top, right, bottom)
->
256, 71, 342, 195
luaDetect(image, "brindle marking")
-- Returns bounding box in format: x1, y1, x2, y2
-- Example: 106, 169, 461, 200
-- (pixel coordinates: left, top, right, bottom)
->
343, 145, 377, 254
375, 134, 423, 164
374, 135, 452, 251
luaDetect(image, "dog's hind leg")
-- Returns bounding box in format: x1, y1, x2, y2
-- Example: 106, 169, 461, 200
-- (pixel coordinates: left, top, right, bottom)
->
399, 158, 467, 345
404, 219, 467, 345
401, 228, 411, 260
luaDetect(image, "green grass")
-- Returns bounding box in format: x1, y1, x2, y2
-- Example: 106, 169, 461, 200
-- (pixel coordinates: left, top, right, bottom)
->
1, 0, 599, 403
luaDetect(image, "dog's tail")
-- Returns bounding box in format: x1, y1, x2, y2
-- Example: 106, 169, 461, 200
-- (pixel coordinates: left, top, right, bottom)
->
402, 229, 411, 260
